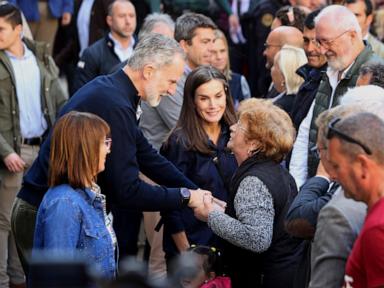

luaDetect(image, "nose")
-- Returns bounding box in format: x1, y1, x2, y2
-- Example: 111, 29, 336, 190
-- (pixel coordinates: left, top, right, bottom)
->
167, 84, 177, 96
319, 44, 328, 55
230, 123, 236, 132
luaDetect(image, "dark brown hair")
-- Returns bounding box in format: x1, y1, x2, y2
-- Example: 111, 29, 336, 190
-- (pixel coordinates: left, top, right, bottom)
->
166, 65, 236, 154
48, 111, 110, 188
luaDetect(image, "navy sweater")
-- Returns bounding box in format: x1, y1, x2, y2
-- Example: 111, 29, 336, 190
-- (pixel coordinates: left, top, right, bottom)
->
18, 69, 197, 210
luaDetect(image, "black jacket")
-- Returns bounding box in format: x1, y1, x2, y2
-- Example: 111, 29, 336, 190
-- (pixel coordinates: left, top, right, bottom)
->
224, 154, 304, 288
73, 34, 136, 93
290, 63, 327, 130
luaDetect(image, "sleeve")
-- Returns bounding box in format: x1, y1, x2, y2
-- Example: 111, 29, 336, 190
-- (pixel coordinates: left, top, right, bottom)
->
285, 177, 333, 238
208, 176, 274, 252
63, 0, 74, 14
240, 76, 251, 100
38, 198, 81, 252
362, 227, 384, 288
309, 205, 356, 288
72, 48, 100, 92
0, 134, 14, 159
103, 105, 197, 211
160, 134, 193, 234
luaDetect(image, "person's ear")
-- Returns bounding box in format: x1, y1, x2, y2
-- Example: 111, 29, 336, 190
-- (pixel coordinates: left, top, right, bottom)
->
366, 14, 373, 27
106, 15, 112, 28
142, 64, 155, 80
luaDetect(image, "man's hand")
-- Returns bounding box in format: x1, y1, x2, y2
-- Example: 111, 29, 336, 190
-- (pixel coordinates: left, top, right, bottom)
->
228, 14, 240, 33
61, 12, 72, 26
3, 153, 25, 173
193, 194, 217, 222
188, 189, 211, 208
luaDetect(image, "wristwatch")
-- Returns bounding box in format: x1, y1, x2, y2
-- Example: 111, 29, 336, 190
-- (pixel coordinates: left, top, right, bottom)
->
180, 188, 191, 206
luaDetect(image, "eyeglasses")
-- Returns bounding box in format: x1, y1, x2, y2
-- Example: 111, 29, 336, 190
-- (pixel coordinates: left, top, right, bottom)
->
104, 138, 112, 149
303, 37, 320, 48
264, 42, 281, 49
326, 118, 372, 155
315, 30, 351, 49
236, 120, 248, 134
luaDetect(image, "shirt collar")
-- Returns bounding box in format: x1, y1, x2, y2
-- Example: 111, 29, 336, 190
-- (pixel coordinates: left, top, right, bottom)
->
5, 43, 33, 60
108, 32, 135, 51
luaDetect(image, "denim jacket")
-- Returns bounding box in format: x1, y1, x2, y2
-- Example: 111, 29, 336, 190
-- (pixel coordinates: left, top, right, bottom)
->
33, 184, 116, 279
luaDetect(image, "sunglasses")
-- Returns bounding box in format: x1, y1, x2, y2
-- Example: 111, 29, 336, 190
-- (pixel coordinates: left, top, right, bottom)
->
326, 118, 372, 155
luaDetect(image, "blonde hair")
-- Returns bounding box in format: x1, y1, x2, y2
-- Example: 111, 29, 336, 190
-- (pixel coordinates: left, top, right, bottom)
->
275, 45, 307, 94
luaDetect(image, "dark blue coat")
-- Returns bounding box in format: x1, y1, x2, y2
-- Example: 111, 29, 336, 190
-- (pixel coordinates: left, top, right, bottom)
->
18, 69, 198, 210
160, 127, 237, 257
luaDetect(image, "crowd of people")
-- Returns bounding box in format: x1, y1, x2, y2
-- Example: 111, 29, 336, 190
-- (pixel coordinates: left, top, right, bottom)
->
1, 0, 384, 287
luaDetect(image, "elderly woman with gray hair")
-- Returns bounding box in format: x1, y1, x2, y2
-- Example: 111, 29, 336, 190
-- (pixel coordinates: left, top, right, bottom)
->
194, 99, 304, 288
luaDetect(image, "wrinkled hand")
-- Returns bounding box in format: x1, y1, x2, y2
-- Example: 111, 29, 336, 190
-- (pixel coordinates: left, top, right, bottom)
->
194, 195, 226, 222
3, 153, 25, 173
61, 12, 72, 26
188, 189, 211, 208
228, 14, 240, 33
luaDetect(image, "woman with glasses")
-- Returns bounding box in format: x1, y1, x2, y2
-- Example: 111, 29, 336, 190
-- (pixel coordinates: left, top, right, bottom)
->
32, 111, 116, 279
160, 66, 237, 269
210, 29, 251, 110
194, 99, 304, 287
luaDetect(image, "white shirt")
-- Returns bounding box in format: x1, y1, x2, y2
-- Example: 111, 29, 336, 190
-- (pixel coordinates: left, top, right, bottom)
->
109, 33, 135, 62
289, 62, 354, 188
77, 0, 95, 56
6, 45, 47, 138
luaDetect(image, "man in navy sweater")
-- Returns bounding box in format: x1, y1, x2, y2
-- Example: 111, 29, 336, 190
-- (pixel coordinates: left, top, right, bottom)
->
11, 34, 208, 276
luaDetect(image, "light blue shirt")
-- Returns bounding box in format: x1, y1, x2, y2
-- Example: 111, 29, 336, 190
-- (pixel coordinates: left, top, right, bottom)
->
109, 33, 135, 62
6, 45, 47, 138
77, 0, 95, 56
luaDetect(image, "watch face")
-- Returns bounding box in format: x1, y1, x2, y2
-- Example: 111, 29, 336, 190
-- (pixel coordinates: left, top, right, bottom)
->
181, 188, 190, 198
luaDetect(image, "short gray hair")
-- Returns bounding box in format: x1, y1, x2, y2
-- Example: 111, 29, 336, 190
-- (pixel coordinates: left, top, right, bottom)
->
358, 61, 384, 88
334, 112, 384, 163
138, 12, 175, 40
127, 34, 185, 70
314, 5, 362, 38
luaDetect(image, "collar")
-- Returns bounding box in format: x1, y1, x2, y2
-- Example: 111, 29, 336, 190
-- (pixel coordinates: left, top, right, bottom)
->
326, 60, 354, 81
5, 43, 33, 60
108, 32, 135, 51
114, 69, 140, 109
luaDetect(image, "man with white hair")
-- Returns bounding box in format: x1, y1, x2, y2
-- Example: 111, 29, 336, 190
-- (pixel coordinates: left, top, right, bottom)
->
289, 5, 382, 189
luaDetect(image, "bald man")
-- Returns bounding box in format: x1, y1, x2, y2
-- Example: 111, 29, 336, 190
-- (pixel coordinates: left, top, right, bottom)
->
263, 26, 304, 98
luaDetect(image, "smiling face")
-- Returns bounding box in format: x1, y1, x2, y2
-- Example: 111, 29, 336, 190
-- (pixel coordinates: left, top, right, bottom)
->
143, 53, 185, 107
194, 79, 226, 127
315, 20, 355, 71
303, 27, 327, 68
0, 17, 22, 52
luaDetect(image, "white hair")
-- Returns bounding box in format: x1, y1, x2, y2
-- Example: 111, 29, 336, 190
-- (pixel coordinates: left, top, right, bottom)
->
276, 45, 307, 94
340, 85, 384, 120
314, 5, 362, 39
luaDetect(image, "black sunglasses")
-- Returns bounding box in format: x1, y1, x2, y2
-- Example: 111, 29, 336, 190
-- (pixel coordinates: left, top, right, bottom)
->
326, 118, 372, 155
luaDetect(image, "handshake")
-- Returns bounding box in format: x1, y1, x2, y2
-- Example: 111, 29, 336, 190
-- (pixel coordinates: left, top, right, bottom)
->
188, 189, 226, 222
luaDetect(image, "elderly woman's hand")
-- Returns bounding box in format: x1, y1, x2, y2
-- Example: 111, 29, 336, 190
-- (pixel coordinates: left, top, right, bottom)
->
193, 195, 226, 222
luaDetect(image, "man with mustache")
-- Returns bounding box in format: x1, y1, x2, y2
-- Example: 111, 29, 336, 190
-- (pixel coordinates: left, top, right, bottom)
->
289, 5, 382, 189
